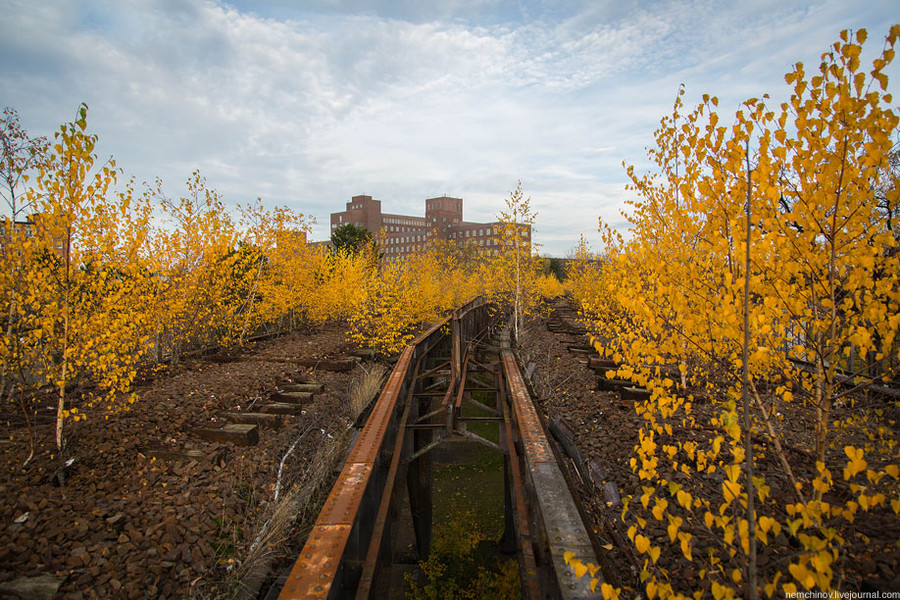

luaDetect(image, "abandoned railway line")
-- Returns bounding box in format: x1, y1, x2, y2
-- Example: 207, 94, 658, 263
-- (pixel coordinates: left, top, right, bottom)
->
273, 297, 604, 599
2, 298, 898, 599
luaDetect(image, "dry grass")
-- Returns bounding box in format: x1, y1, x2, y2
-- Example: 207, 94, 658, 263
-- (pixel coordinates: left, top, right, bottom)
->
215, 429, 351, 600
348, 363, 388, 421
203, 362, 388, 599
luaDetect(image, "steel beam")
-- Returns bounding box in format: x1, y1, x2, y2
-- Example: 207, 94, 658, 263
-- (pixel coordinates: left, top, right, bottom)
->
502, 348, 604, 600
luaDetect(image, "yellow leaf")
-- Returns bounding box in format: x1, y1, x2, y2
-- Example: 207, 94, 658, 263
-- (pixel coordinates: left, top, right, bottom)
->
843, 445, 867, 480
667, 517, 681, 542
679, 531, 693, 561
711, 581, 727, 600
789, 563, 815, 590
635, 534, 650, 554
723, 480, 741, 503
652, 498, 667, 520
601, 583, 620, 600
574, 561, 588, 579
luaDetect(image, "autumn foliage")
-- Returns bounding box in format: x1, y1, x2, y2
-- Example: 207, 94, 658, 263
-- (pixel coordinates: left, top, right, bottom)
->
567, 27, 900, 598
0, 106, 554, 471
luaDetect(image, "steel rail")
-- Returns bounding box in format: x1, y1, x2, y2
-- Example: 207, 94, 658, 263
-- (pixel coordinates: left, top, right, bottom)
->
278, 298, 489, 600
354, 353, 423, 599
501, 345, 604, 599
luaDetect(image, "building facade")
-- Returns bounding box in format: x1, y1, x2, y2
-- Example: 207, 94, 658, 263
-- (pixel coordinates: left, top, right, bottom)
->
329, 194, 531, 261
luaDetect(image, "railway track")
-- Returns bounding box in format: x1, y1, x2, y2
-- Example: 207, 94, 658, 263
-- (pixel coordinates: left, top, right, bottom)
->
272, 298, 603, 599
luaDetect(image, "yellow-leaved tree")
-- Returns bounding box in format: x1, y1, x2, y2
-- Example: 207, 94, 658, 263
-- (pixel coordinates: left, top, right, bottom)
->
234, 198, 313, 343
568, 26, 900, 599
348, 237, 477, 354
0, 107, 52, 465
485, 180, 540, 342
149, 170, 238, 363
24, 104, 154, 472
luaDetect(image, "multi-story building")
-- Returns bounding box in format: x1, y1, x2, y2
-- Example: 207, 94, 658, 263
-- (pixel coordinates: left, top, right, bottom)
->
329, 194, 531, 261
0, 213, 65, 258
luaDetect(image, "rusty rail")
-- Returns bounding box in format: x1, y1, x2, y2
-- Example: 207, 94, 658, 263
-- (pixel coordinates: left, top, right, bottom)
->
276, 301, 602, 599
500, 330, 603, 599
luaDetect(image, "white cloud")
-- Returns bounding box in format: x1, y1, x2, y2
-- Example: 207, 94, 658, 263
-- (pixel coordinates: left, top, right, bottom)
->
1, 0, 897, 254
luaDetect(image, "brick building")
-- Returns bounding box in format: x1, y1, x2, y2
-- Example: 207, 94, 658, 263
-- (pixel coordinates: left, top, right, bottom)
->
329, 194, 531, 261
0, 213, 65, 258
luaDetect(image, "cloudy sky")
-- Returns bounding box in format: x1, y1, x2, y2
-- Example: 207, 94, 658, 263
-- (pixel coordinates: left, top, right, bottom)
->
1, 1, 897, 255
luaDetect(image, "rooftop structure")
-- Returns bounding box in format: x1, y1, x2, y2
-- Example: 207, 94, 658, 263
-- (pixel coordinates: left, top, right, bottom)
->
329, 194, 531, 261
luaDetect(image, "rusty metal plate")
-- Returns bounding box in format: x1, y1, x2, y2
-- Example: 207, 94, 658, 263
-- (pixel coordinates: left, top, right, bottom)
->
531, 463, 597, 551
317, 462, 372, 525
547, 541, 603, 600
278, 523, 352, 600
502, 350, 603, 599
346, 348, 413, 464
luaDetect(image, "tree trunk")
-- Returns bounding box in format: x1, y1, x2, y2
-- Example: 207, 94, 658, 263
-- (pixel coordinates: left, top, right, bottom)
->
56, 311, 68, 454
741, 146, 757, 600
514, 237, 521, 343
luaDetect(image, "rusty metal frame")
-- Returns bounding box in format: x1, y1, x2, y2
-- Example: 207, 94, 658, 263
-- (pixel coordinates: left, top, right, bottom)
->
353, 353, 424, 599
501, 345, 604, 599
279, 298, 492, 600
278, 298, 602, 600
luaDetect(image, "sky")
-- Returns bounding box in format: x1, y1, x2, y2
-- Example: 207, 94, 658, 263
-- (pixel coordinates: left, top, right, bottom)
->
1, 0, 897, 256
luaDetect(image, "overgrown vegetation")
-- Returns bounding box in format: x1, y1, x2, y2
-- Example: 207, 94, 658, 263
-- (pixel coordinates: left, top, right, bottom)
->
405, 508, 521, 600
566, 26, 900, 599
0, 105, 559, 475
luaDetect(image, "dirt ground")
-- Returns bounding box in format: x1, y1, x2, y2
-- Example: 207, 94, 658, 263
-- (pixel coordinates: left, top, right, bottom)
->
0, 324, 374, 600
